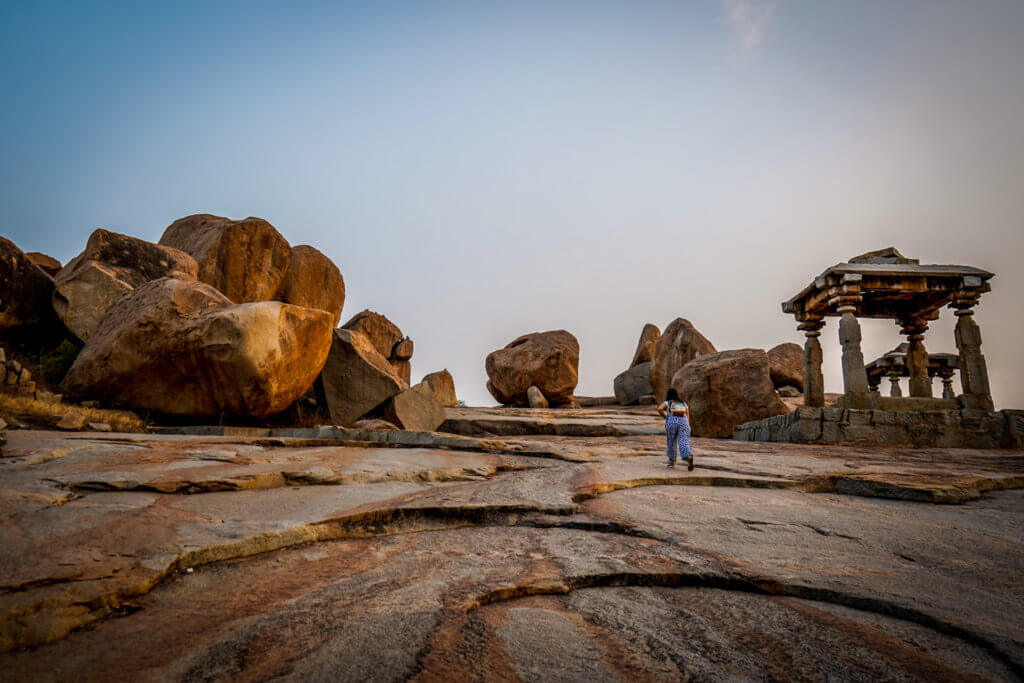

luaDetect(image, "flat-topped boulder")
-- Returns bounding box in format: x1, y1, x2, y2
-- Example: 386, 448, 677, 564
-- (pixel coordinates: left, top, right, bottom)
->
319, 328, 408, 426
61, 278, 332, 418
649, 318, 716, 401
159, 214, 292, 304
486, 330, 579, 406
53, 229, 198, 341
672, 348, 788, 437
0, 236, 56, 332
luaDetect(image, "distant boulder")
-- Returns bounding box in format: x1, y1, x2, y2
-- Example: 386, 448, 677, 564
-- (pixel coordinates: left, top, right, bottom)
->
486, 330, 579, 406
649, 318, 716, 401
767, 342, 804, 391
26, 252, 61, 277
382, 382, 445, 432
629, 324, 661, 367
671, 348, 788, 438
277, 245, 345, 327
422, 369, 457, 407
159, 214, 292, 304
61, 278, 332, 418
53, 229, 198, 342
614, 362, 653, 405
0, 236, 57, 332
319, 328, 408, 426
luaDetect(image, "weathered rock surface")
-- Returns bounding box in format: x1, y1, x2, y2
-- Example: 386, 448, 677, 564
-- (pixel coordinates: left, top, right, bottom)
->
672, 348, 788, 437
0, 236, 56, 331
767, 341, 804, 391
526, 385, 549, 409
649, 318, 716, 401
61, 278, 332, 418
53, 229, 199, 342
25, 252, 61, 277
277, 245, 345, 327
486, 330, 579, 406
0, 423, 1021, 678
629, 323, 661, 367
614, 361, 653, 405
382, 381, 446, 432
159, 214, 292, 304
319, 328, 408, 426
422, 369, 457, 407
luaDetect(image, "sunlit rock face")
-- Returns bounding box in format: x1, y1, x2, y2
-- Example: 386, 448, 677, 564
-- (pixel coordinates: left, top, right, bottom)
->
61, 277, 332, 418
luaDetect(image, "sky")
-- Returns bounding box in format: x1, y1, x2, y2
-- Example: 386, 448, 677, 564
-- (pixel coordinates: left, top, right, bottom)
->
2, 0, 1023, 407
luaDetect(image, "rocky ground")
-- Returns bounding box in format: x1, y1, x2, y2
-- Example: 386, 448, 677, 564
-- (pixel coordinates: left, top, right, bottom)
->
1, 406, 1023, 681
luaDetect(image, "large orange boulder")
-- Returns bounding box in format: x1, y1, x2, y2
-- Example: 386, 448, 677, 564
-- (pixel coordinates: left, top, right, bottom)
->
61, 278, 332, 418
53, 229, 198, 341
671, 348, 788, 438
649, 318, 716, 401
0, 236, 56, 332
485, 330, 579, 406
278, 245, 345, 327
159, 214, 292, 304
319, 328, 408, 426
629, 323, 661, 367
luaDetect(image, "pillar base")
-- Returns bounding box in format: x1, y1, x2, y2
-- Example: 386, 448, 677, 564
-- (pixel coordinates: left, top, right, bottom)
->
958, 394, 995, 412
836, 391, 882, 410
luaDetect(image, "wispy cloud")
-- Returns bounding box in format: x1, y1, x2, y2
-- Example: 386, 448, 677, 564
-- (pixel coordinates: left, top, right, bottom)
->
722, 0, 776, 50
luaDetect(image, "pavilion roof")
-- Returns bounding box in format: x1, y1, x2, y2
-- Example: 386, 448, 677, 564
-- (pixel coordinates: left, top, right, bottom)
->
782, 248, 993, 320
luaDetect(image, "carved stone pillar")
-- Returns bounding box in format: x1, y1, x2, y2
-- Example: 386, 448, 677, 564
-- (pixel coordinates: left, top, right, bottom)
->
799, 318, 825, 407
936, 368, 956, 400
887, 368, 903, 397
899, 318, 932, 398
954, 310, 994, 411
838, 306, 873, 406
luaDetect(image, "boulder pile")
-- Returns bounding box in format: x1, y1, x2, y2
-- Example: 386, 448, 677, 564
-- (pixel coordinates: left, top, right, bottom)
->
486, 330, 579, 407
1, 214, 448, 430
0, 346, 36, 398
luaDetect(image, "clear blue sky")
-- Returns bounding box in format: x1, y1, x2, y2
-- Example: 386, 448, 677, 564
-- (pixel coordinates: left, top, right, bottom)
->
3, 0, 1023, 406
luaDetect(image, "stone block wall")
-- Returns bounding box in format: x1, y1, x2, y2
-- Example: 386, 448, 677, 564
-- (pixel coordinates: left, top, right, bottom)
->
734, 407, 1023, 449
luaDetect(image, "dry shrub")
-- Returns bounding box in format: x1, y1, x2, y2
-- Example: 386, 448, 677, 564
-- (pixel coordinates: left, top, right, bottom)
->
0, 394, 147, 433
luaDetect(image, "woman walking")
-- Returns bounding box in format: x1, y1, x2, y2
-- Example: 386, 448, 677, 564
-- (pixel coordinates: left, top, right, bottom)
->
658, 389, 693, 470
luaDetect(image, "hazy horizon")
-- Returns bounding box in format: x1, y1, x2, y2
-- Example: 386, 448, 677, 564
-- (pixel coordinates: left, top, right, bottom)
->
3, 1, 1022, 407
